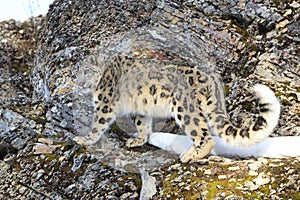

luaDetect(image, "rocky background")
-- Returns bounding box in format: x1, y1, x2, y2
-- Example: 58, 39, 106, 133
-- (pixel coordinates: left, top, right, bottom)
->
0, 0, 299, 199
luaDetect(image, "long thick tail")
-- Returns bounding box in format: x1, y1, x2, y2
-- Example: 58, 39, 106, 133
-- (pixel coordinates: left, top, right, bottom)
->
148, 133, 300, 158
212, 84, 281, 147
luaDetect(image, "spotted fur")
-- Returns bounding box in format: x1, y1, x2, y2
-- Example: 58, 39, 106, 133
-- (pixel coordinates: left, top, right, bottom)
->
74, 55, 281, 163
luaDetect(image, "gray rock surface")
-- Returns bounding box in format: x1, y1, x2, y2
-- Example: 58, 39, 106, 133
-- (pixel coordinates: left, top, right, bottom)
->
0, 0, 299, 199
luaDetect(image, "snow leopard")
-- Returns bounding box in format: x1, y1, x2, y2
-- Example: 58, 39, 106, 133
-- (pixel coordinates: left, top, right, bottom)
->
74, 54, 280, 163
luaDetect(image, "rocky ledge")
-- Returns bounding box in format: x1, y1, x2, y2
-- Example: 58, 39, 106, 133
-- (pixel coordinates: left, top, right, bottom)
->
0, 0, 299, 199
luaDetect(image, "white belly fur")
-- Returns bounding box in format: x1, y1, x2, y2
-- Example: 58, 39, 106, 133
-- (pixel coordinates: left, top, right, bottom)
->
115, 94, 173, 118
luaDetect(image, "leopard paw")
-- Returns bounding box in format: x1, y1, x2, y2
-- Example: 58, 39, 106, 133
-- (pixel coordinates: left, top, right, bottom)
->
126, 137, 147, 148
180, 140, 215, 163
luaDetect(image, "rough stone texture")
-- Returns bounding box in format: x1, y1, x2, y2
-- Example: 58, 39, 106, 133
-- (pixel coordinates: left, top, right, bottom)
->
0, 0, 299, 199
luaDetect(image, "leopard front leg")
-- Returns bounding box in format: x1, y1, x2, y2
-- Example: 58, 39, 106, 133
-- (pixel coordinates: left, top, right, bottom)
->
74, 92, 116, 145
73, 112, 116, 146
126, 115, 152, 147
